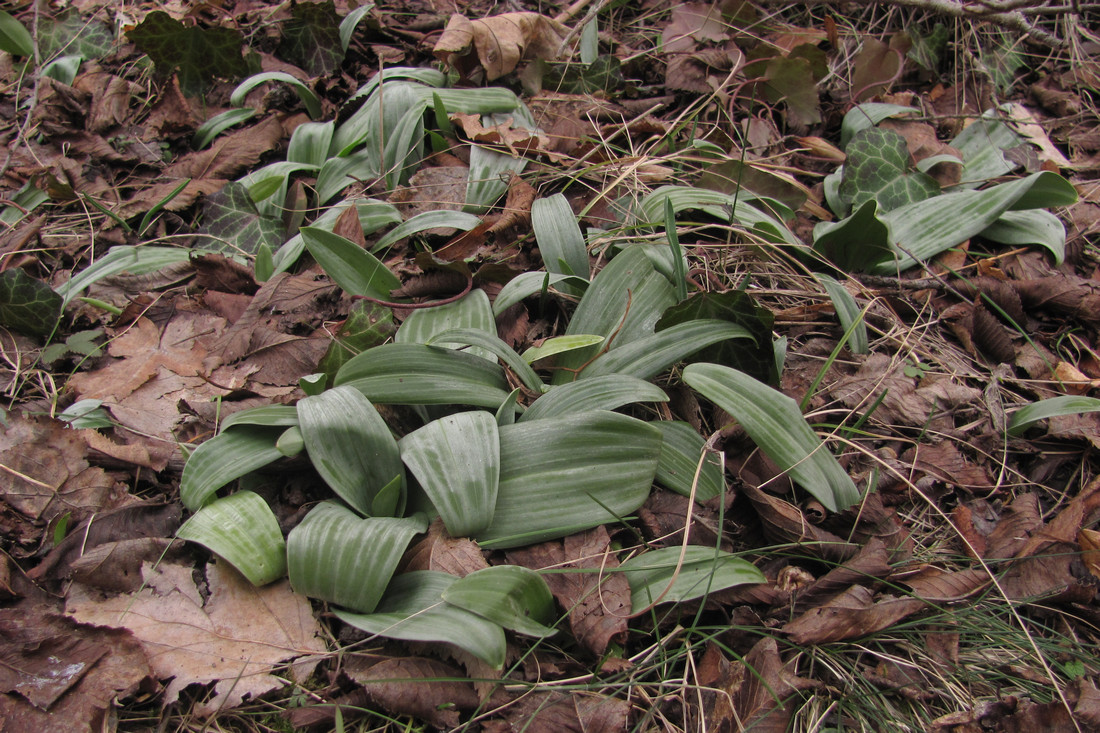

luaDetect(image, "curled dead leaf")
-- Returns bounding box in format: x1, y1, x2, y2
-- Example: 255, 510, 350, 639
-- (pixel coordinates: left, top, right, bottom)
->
434, 12, 568, 81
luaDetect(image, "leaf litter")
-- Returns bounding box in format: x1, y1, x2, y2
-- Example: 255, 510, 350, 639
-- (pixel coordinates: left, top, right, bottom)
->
1, 0, 1100, 731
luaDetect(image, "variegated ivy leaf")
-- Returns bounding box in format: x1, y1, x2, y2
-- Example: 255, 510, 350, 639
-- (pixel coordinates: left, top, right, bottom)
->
198, 181, 283, 256
277, 1, 343, 76
0, 269, 62, 337
839, 127, 940, 212
126, 11, 248, 97
38, 8, 113, 59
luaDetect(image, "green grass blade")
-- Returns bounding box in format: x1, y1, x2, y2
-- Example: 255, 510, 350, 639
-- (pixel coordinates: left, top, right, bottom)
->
816, 273, 868, 355
231, 72, 321, 119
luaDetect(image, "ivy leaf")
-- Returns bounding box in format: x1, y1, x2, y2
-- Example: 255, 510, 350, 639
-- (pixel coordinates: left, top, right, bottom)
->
317, 299, 397, 380
126, 11, 248, 97
277, 1, 343, 77
0, 269, 63, 337
38, 8, 113, 60
198, 182, 283, 256
839, 127, 940, 211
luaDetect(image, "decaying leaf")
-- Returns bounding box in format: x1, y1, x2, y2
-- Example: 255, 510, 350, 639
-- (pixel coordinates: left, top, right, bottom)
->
434, 12, 568, 81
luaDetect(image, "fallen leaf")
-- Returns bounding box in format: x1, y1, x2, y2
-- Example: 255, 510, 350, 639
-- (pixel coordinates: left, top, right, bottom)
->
402, 518, 490, 577
66, 561, 326, 717
782, 585, 924, 644
344, 655, 484, 729
434, 13, 568, 81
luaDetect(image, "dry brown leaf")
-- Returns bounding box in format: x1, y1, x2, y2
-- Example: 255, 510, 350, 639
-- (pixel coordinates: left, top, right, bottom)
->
435, 12, 568, 81
450, 112, 550, 155
402, 518, 490, 577
165, 116, 285, 180
344, 655, 484, 729
781, 585, 924, 644
740, 484, 859, 563
66, 561, 326, 717
1079, 527, 1100, 579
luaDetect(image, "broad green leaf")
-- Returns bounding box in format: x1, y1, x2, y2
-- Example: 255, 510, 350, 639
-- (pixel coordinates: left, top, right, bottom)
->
277, 0, 343, 76
219, 405, 300, 431
339, 3, 375, 51
1008, 396, 1100, 437
636, 186, 799, 245
839, 127, 940, 211
335, 343, 514, 408
37, 8, 113, 60
519, 375, 668, 422
372, 210, 482, 252
0, 269, 62, 337
581, 319, 754, 381
383, 104, 428, 188
276, 426, 304, 457
126, 11, 248, 97
288, 121, 335, 166
57, 399, 114, 430
177, 492, 286, 586
951, 112, 1022, 186
57, 246, 196, 307
317, 299, 397, 379
334, 571, 506, 668
465, 143, 527, 213
654, 421, 724, 501
840, 103, 917, 149
532, 194, 590, 278
273, 199, 402, 274
300, 227, 401, 300
429, 327, 545, 394
478, 411, 661, 548
492, 272, 588, 316
816, 274, 868, 355
443, 566, 557, 637
315, 148, 377, 204
193, 108, 256, 149
230, 71, 321, 119
552, 246, 676, 384
620, 546, 765, 613
198, 181, 283, 256
396, 289, 495, 362
1, 179, 50, 227
0, 10, 34, 56
521, 335, 604, 364
180, 427, 284, 510
399, 411, 500, 537
42, 55, 83, 85
683, 363, 861, 511
287, 502, 424, 613
297, 386, 404, 517
812, 198, 893, 272
979, 209, 1065, 265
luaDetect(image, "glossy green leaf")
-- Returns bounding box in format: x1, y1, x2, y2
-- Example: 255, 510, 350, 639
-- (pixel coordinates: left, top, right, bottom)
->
315, 148, 376, 204
581, 319, 754, 381
177, 491, 286, 586
288, 121, 335, 166
199, 181, 283, 256
273, 199, 402, 275
396, 289, 495, 362
1007, 396, 1100, 437
300, 227, 401, 300
297, 386, 404, 517
429, 328, 545, 394
287, 502, 424, 613
839, 103, 917, 149
839, 127, 940, 212
399, 411, 500, 537
477, 411, 661, 548
42, 55, 83, 85
817, 274, 868, 355
335, 343, 514, 408
180, 427, 284, 510
683, 363, 861, 511
230, 71, 321, 119
519, 375, 668, 422
532, 194, 590, 278
126, 11, 247, 97
317, 298, 397, 379
442, 566, 557, 637
620, 546, 765, 613
654, 421, 724, 501
334, 571, 506, 667
277, 0, 342, 76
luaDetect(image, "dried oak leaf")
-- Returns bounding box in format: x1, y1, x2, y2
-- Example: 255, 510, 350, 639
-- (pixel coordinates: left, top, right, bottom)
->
435, 13, 567, 81
65, 561, 326, 717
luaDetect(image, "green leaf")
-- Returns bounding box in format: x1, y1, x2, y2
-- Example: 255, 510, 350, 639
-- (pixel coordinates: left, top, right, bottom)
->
1007, 396, 1100, 437
334, 571, 506, 668
683, 363, 861, 511
230, 71, 322, 119
177, 492, 287, 586
761, 54, 821, 129
318, 299, 397, 379
816, 274, 868, 355
273, 199, 402, 274
0, 269, 62, 337
335, 343, 514, 408
339, 4, 375, 51
636, 187, 798, 245
465, 142, 527, 213
180, 427, 284, 510
840, 103, 917, 149
812, 198, 894, 272
478, 411, 661, 548
287, 502, 424, 613
540, 55, 624, 94
443, 566, 558, 637
300, 227, 401, 299
399, 411, 499, 537
277, 0, 343, 76
0, 10, 33, 57
620, 546, 765, 613
396, 289, 496, 362
654, 421, 724, 501
198, 181, 283, 256
193, 108, 257, 149
42, 55, 83, 85
950, 112, 1023, 186
37, 8, 113, 60
219, 405, 301, 430
372, 210, 482, 252
126, 11, 248, 97
288, 120, 336, 166
57, 399, 114, 430
492, 272, 589, 316
57, 246, 197, 307
581, 319, 754, 381
532, 194, 590, 278
429, 327, 545, 394
298, 386, 404, 517
979, 209, 1066, 265
839, 127, 940, 212
521, 335, 604, 364
276, 426, 304, 457
520, 375, 668, 422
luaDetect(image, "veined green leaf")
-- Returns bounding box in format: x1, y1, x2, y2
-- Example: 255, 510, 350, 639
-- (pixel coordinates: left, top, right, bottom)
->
372, 210, 482, 252
399, 411, 500, 537
287, 502, 425, 613
429, 327, 545, 394
465, 143, 526, 213
382, 103, 427, 188
334, 571, 506, 668
620, 546, 765, 613
1007, 396, 1100, 437
300, 227, 401, 300
683, 363, 861, 511
636, 186, 799, 245
519, 375, 668, 422
521, 335, 604, 364
816, 274, 868, 355
581, 319, 754, 380
315, 148, 378, 204
492, 272, 589, 316
297, 386, 404, 517
177, 491, 286, 586
180, 427, 284, 510
839, 103, 917, 149
230, 71, 321, 119
442, 566, 558, 637
478, 411, 661, 548
396, 289, 495, 362
273, 199, 402, 275
219, 405, 300, 431
532, 194, 590, 278
496, 389, 521, 427
288, 120, 335, 166
654, 421, 724, 501
335, 343, 514, 408
979, 209, 1065, 265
